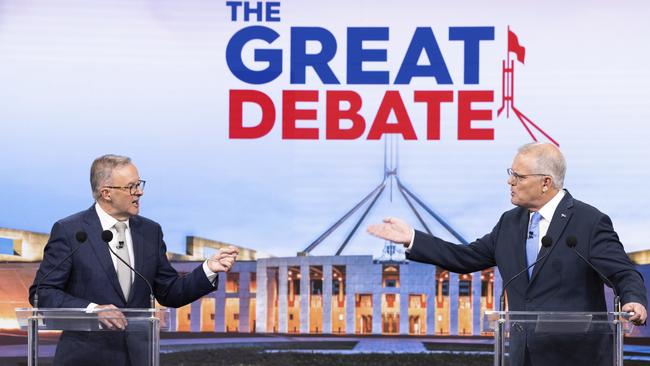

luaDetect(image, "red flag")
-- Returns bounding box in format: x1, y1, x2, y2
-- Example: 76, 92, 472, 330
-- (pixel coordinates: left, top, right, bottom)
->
508, 29, 526, 64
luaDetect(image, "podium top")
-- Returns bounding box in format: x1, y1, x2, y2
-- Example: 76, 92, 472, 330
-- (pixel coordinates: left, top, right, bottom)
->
483, 310, 634, 334
15, 308, 171, 332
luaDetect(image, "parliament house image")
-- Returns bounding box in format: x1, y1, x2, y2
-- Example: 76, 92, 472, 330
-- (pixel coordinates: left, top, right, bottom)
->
2, 228, 647, 337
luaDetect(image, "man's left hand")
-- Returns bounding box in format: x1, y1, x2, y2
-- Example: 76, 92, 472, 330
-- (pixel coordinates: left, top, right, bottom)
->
622, 302, 647, 325
207, 246, 239, 273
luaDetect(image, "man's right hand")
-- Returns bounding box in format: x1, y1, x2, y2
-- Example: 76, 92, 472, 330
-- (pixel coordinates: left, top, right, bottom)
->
94, 304, 127, 330
367, 217, 414, 246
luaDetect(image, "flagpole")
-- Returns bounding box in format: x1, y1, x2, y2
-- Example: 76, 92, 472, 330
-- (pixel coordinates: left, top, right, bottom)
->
506, 25, 510, 66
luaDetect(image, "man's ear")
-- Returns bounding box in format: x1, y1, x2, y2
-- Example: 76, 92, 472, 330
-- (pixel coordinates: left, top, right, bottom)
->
100, 188, 111, 201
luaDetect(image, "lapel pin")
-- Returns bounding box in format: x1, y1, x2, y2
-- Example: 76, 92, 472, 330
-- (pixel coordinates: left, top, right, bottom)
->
561, 213, 566, 218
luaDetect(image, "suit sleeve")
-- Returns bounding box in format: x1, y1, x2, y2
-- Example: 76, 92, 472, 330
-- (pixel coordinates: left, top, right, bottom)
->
406, 217, 501, 274
589, 214, 647, 308
28, 222, 92, 308
151, 225, 217, 308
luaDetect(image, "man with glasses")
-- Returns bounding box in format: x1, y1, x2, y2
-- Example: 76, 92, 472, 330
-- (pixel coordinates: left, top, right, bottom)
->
29, 154, 239, 366
368, 142, 646, 366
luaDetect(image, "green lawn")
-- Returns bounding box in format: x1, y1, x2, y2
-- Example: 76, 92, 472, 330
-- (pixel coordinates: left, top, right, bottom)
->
161, 348, 491, 366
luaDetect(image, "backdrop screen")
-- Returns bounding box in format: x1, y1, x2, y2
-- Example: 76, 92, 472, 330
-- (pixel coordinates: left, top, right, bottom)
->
1, 0, 648, 257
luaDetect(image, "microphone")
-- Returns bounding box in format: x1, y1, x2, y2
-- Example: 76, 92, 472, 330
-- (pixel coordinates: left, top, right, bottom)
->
565, 235, 621, 312
33, 231, 88, 309
500, 236, 553, 311
101, 230, 155, 309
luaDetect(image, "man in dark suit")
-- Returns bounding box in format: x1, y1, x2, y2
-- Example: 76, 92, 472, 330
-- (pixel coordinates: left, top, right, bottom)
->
29, 154, 239, 366
368, 142, 646, 365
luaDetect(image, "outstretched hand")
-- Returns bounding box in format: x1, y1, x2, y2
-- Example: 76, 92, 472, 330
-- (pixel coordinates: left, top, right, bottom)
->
367, 217, 414, 247
207, 246, 239, 273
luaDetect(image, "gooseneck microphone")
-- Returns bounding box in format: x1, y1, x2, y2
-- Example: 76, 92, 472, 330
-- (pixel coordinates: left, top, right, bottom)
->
500, 236, 553, 311
101, 230, 155, 309
33, 231, 88, 309
565, 235, 621, 312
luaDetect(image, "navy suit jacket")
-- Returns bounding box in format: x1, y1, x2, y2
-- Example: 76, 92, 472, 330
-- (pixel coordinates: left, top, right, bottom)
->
29, 206, 217, 366
407, 191, 646, 366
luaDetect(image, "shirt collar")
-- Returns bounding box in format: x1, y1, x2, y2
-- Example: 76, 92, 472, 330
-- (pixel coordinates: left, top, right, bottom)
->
536, 189, 566, 221
94, 202, 130, 231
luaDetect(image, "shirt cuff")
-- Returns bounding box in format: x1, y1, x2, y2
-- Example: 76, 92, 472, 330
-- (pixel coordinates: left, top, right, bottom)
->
86, 303, 98, 313
405, 229, 415, 252
203, 260, 218, 286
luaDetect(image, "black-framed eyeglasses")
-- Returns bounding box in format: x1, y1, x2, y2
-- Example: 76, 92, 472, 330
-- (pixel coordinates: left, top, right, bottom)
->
103, 180, 146, 195
507, 168, 547, 183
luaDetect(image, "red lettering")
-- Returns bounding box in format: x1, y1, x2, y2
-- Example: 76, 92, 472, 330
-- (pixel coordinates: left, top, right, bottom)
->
282, 90, 319, 139
229, 90, 276, 139
458, 90, 494, 140
414, 91, 454, 140
326, 91, 365, 139
367, 91, 417, 140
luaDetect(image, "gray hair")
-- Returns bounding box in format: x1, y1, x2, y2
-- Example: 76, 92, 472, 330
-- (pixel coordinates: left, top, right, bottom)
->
517, 142, 566, 189
90, 154, 132, 200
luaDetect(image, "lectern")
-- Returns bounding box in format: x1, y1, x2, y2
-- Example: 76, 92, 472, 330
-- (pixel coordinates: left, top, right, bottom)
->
16, 308, 170, 366
484, 311, 633, 366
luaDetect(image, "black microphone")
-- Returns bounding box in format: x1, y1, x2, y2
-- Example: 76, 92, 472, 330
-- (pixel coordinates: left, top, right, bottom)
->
33, 231, 88, 308
565, 235, 621, 312
101, 230, 155, 309
500, 236, 553, 311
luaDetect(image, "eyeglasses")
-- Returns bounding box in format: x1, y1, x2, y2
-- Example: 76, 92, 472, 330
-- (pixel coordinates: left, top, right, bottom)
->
103, 180, 146, 195
507, 168, 547, 183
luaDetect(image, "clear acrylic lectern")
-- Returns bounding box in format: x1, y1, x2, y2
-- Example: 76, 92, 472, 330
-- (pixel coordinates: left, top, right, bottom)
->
484, 311, 633, 366
16, 308, 170, 366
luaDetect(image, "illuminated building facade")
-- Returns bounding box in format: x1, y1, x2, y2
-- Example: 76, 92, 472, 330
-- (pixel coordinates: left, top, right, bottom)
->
2, 227, 649, 337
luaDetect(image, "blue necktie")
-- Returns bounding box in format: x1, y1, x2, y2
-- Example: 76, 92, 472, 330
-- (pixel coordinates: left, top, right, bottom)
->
526, 212, 542, 279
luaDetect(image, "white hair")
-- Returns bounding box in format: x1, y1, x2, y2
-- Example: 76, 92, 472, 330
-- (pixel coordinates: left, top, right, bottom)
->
90, 154, 132, 200
517, 142, 566, 188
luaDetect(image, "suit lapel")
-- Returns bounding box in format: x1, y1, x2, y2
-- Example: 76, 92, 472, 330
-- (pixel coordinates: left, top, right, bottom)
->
129, 216, 145, 304
529, 192, 574, 284
83, 206, 126, 303
515, 208, 530, 279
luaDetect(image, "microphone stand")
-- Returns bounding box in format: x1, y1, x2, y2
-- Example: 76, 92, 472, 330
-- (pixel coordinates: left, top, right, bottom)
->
494, 236, 553, 366
102, 230, 159, 366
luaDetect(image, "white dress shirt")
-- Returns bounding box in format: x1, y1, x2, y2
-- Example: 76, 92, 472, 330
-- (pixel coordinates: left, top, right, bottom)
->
87, 203, 217, 311
530, 189, 565, 252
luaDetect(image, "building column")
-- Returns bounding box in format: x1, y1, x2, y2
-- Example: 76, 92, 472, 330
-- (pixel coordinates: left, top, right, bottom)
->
322, 264, 332, 334
346, 291, 355, 334
256, 263, 267, 333
472, 271, 482, 335
190, 300, 202, 332
300, 264, 309, 334
449, 272, 459, 335
169, 308, 177, 331
399, 291, 409, 335
215, 275, 226, 332
239, 271, 250, 333
427, 289, 436, 335
278, 264, 288, 333
372, 292, 382, 335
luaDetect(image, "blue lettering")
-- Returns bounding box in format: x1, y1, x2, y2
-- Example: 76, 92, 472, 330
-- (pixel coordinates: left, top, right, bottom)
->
449, 26, 494, 84
347, 27, 389, 84
266, 2, 281, 21
291, 27, 340, 84
226, 26, 282, 84
394, 27, 452, 85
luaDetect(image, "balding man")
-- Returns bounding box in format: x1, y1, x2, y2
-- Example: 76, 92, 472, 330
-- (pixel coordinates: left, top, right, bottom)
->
368, 142, 646, 366
29, 154, 239, 366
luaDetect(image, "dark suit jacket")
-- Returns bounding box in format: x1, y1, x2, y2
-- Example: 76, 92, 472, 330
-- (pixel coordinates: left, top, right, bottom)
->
29, 206, 217, 366
407, 191, 646, 366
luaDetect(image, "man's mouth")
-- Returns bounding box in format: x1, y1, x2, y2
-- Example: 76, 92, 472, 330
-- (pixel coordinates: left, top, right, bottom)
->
132, 200, 139, 207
